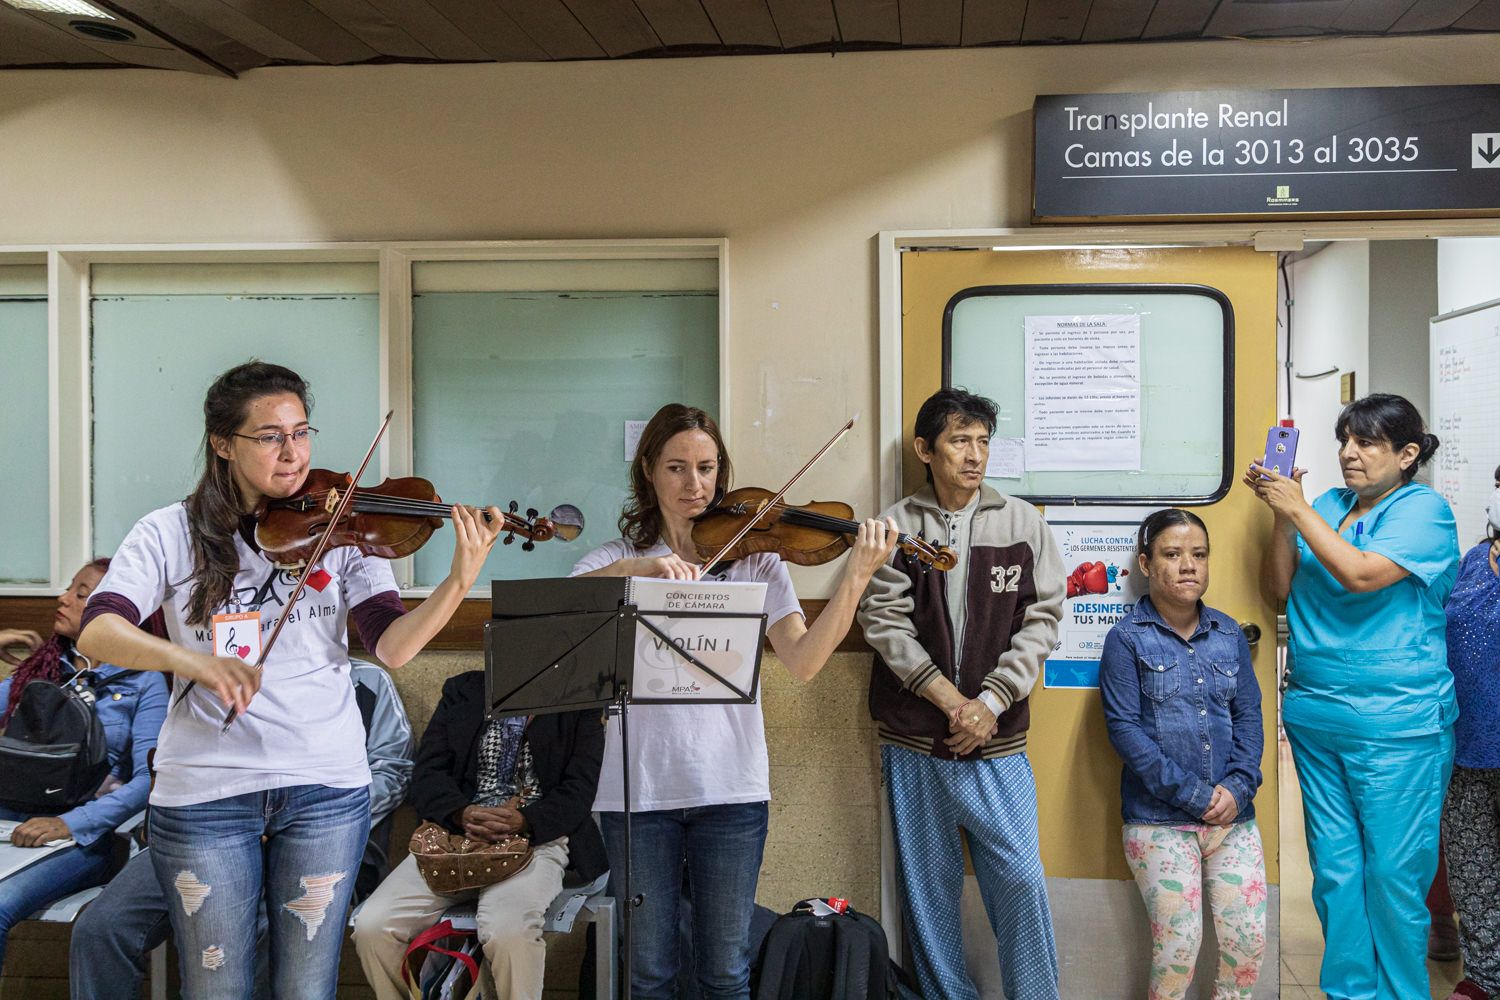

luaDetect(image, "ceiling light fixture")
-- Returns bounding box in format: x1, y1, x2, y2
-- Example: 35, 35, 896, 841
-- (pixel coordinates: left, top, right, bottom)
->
2, 0, 114, 17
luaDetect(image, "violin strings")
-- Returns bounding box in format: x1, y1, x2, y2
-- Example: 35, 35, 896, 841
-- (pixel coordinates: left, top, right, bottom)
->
299, 489, 519, 523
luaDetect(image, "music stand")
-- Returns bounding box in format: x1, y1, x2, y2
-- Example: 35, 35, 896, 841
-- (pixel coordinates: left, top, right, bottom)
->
485, 576, 767, 999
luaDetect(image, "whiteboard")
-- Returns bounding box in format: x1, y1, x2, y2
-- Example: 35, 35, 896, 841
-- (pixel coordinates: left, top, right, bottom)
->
945, 285, 1232, 504
1430, 299, 1500, 542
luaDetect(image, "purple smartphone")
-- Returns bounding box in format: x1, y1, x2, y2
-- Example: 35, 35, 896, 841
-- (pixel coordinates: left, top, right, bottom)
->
1263, 424, 1299, 478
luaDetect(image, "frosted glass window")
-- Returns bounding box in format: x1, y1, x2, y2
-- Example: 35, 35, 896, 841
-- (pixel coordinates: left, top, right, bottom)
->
946, 285, 1232, 503
0, 296, 50, 583
411, 283, 719, 586
91, 269, 381, 556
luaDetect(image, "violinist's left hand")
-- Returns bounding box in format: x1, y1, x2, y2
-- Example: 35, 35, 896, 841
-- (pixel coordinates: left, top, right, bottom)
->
450, 504, 504, 588
846, 517, 901, 585
11, 816, 71, 847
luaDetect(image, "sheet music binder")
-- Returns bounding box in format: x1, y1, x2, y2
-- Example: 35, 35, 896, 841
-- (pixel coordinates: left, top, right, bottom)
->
483, 577, 766, 717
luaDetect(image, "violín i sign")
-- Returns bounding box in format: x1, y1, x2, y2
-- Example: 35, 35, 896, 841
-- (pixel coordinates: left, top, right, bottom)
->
1032, 86, 1500, 222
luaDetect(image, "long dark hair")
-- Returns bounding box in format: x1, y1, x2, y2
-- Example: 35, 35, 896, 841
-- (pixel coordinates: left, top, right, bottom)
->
1137, 508, 1209, 560
2, 558, 109, 725
185, 362, 311, 626
1334, 393, 1439, 484
619, 403, 731, 549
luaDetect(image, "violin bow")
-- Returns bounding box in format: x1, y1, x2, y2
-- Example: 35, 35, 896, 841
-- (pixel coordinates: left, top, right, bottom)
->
700, 415, 857, 572
208, 411, 393, 731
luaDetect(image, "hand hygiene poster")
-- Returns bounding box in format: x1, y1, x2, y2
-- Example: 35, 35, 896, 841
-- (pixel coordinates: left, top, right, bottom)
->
1044, 508, 1152, 688
1024, 314, 1142, 472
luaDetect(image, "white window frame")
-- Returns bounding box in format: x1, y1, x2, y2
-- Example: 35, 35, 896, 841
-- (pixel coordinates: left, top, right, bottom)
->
0, 238, 728, 596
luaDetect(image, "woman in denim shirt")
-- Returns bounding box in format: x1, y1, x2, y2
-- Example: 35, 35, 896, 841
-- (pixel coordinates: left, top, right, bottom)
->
1099, 509, 1266, 1000
0, 558, 167, 972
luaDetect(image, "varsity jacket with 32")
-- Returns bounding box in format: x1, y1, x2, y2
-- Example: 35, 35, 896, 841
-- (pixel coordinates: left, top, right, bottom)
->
858, 483, 1064, 760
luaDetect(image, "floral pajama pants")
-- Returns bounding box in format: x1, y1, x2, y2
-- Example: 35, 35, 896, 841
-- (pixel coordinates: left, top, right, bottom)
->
1442, 766, 1500, 994
1122, 820, 1268, 1000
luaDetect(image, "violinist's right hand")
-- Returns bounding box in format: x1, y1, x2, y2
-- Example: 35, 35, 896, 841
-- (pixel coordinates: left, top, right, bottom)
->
630, 554, 702, 580
176, 651, 261, 716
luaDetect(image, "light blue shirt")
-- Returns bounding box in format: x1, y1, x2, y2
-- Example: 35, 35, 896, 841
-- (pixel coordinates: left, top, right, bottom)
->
1284, 482, 1460, 737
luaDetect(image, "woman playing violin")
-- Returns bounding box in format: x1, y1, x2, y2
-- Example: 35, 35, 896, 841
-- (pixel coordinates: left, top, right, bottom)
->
77, 361, 505, 1000
570, 402, 898, 1000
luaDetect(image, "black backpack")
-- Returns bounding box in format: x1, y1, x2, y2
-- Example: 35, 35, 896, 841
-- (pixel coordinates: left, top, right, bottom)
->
752, 899, 917, 1000
0, 672, 131, 814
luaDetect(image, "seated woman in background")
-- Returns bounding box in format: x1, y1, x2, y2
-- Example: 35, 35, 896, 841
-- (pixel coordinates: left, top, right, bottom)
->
1099, 509, 1266, 1000
0, 558, 167, 974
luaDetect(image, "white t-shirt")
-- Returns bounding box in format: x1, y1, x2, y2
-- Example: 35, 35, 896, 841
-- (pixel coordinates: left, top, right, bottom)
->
570, 538, 803, 812
95, 502, 398, 807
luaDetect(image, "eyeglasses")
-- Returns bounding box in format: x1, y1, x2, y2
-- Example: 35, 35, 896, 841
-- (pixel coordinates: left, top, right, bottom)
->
232, 427, 319, 451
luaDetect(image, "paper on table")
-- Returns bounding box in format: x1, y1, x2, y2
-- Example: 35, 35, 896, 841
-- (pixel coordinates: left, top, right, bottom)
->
0, 820, 74, 882
986, 437, 1025, 479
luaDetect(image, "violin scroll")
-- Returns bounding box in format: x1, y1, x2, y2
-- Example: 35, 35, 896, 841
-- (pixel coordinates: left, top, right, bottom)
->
498, 502, 585, 551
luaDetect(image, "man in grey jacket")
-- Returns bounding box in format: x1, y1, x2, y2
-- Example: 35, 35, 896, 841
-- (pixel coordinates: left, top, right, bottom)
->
858, 388, 1064, 1000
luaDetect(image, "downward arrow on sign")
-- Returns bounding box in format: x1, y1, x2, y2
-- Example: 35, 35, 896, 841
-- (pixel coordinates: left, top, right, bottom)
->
1481, 137, 1500, 164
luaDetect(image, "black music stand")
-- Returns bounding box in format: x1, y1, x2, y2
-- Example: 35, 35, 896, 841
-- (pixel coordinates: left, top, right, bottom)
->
484, 576, 767, 999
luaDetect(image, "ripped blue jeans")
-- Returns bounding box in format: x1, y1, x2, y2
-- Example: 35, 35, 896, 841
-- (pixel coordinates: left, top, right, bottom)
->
149, 784, 369, 1000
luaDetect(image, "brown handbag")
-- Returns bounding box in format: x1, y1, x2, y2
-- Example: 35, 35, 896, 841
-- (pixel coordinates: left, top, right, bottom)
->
409, 819, 534, 895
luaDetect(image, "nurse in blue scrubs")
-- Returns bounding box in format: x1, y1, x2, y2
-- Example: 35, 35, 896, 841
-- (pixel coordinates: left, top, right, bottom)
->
1245, 393, 1459, 1000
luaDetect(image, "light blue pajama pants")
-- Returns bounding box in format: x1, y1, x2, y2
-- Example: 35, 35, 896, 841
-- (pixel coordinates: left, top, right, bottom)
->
1285, 723, 1453, 1000
882, 744, 1060, 1000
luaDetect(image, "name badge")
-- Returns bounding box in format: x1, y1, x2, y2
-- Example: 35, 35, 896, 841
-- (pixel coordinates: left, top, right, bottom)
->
212, 610, 262, 664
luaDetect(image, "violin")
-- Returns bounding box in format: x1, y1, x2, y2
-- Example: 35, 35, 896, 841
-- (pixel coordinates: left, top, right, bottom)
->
691, 486, 957, 572
254, 468, 584, 568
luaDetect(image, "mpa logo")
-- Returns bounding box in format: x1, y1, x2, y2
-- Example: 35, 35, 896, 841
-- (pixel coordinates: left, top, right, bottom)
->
1266, 184, 1300, 207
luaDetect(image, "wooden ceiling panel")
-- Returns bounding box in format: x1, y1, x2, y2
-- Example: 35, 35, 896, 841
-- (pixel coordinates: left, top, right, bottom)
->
697, 0, 781, 47
764, 0, 838, 49
181, 0, 336, 61
560, 0, 662, 55
424, 0, 553, 60
961, 0, 1025, 44
0, 7, 125, 64
1389, 0, 1482, 31
356, 0, 491, 60
1454, 0, 1500, 28
206, 0, 379, 63
899, 0, 962, 46
303, 0, 436, 58
1329, 0, 1420, 32
1022, 0, 1092, 42
98, 1, 270, 73
834, 0, 899, 45
1082, 0, 1153, 41
634, 0, 722, 47
1142, 0, 1218, 37
1205, 0, 1348, 38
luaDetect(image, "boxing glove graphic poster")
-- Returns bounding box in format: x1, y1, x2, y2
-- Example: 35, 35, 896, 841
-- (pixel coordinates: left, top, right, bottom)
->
1043, 507, 1154, 688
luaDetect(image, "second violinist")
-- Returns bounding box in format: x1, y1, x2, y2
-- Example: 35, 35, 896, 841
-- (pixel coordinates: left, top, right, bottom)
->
77, 361, 506, 1000
570, 402, 898, 1000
